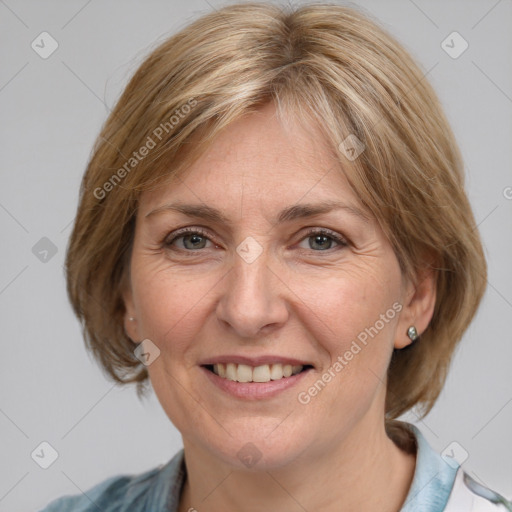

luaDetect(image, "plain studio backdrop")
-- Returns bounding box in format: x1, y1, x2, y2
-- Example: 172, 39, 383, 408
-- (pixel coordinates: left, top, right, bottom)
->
0, 1, 511, 510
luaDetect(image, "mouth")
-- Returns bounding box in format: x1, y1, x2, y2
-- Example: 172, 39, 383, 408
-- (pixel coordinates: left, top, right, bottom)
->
202, 362, 314, 383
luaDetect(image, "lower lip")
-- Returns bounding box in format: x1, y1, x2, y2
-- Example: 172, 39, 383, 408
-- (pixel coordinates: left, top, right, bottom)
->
201, 366, 312, 400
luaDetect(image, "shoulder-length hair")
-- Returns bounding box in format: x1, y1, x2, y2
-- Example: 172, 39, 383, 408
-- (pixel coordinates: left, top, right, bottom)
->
65, 2, 487, 422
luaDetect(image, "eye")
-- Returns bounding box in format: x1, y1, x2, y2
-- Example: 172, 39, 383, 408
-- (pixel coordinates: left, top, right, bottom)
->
163, 227, 348, 254
297, 228, 348, 252
164, 227, 216, 251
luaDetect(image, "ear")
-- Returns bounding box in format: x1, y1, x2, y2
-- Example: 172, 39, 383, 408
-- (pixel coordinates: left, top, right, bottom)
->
395, 264, 437, 349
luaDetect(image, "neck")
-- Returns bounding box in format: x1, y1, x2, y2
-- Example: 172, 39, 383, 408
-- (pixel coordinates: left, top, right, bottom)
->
178, 419, 417, 512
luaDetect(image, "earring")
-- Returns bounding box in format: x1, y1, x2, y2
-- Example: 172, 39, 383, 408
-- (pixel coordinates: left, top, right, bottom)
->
407, 326, 419, 342
129, 317, 135, 322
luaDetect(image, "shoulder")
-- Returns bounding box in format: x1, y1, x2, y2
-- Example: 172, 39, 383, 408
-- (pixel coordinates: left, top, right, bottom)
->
444, 466, 512, 512
38, 467, 161, 512
38, 450, 185, 512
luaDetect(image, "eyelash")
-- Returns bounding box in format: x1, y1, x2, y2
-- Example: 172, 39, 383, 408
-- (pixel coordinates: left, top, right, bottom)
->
163, 226, 348, 255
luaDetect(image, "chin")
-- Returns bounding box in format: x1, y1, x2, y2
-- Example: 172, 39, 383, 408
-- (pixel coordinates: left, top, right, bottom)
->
193, 418, 313, 471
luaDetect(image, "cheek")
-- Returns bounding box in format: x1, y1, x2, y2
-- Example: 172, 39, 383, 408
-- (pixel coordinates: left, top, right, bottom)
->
295, 264, 399, 348
290, 263, 402, 417
295, 272, 400, 412
131, 261, 219, 351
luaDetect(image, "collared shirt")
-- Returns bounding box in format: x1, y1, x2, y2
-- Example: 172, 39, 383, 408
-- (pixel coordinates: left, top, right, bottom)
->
39, 422, 508, 511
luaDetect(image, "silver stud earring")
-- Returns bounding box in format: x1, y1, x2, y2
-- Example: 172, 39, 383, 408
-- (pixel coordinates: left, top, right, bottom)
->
129, 317, 135, 322
407, 326, 419, 341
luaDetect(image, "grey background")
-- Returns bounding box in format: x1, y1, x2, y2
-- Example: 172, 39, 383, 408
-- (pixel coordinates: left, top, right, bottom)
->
0, 0, 511, 510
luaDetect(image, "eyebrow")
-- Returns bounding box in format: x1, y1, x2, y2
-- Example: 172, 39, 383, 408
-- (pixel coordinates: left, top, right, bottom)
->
145, 200, 371, 224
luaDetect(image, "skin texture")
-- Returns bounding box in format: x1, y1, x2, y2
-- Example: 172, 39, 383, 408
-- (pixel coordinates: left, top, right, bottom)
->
123, 102, 436, 511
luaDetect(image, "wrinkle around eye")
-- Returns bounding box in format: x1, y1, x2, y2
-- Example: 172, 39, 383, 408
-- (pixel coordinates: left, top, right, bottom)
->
142, 218, 373, 259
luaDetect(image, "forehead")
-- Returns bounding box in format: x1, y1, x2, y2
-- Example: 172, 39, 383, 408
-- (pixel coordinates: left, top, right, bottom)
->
139, 103, 364, 217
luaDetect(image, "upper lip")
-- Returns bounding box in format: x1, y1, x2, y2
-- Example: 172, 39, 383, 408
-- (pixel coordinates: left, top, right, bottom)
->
200, 355, 313, 367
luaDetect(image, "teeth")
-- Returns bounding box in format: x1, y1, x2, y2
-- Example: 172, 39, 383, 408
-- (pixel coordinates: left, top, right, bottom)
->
217, 363, 226, 378
211, 363, 305, 383
226, 363, 237, 381
253, 364, 270, 382
237, 364, 253, 383
270, 364, 283, 380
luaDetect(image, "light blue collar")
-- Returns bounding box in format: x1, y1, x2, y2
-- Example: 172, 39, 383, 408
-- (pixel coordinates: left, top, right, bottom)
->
400, 423, 459, 511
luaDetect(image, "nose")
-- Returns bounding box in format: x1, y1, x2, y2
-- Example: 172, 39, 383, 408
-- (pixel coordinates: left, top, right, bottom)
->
215, 246, 290, 339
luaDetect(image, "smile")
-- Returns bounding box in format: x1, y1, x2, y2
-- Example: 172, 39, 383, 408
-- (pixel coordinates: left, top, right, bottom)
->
202, 363, 313, 400
206, 362, 308, 383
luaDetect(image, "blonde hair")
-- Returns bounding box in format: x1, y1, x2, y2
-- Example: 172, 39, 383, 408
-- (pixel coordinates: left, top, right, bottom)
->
66, 2, 487, 421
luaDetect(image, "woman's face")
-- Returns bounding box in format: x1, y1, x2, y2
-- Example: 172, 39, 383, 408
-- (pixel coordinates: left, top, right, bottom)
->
124, 103, 425, 469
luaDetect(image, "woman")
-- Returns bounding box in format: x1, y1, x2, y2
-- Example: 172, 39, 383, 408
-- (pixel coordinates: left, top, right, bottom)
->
40, 2, 510, 511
